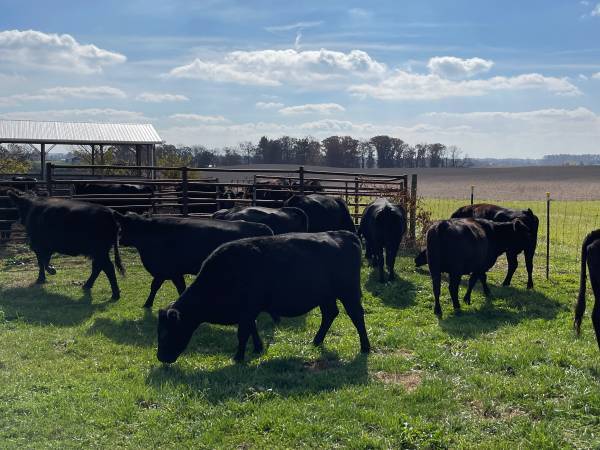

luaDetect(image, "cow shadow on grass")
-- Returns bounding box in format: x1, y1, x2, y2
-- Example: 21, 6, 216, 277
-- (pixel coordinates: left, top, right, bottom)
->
146, 351, 369, 403
0, 286, 112, 327
438, 284, 566, 339
364, 268, 416, 309
87, 311, 279, 357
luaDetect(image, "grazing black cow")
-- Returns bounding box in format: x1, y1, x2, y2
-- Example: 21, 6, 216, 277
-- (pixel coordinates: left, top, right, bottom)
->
212, 206, 308, 234
0, 177, 38, 241
156, 230, 370, 363
415, 203, 539, 289
115, 213, 273, 308
73, 183, 154, 214
7, 191, 124, 299
359, 198, 407, 282
574, 230, 600, 350
426, 218, 532, 317
284, 194, 356, 233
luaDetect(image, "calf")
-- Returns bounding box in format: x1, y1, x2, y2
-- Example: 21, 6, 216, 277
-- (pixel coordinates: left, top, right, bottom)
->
284, 194, 355, 233
426, 218, 531, 317
359, 198, 406, 282
115, 213, 273, 308
0, 177, 37, 241
574, 230, 600, 350
73, 183, 155, 214
156, 230, 370, 363
212, 206, 308, 234
7, 191, 124, 299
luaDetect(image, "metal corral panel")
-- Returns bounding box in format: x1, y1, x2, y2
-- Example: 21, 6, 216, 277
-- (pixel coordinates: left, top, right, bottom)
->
0, 119, 162, 145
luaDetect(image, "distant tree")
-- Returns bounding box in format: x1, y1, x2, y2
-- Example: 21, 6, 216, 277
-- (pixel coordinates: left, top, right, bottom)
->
415, 143, 428, 168
238, 141, 256, 164
390, 138, 408, 167
447, 145, 463, 168
294, 136, 322, 165
357, 140, 371, 168
370, 135, 394, 168
0, 144, 34, 173
191, 146, 217, 167
219, 147, 243, 166
322, 136, 345, 167
340, 136, 360, 167
403, 145, 416, 168
427, 143, 446, 168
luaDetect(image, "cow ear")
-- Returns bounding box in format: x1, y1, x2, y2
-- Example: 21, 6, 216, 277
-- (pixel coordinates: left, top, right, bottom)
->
526, 208, 533, 216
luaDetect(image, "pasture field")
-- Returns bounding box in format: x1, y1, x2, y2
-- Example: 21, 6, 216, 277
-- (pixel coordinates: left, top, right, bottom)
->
0, 199, 599, 448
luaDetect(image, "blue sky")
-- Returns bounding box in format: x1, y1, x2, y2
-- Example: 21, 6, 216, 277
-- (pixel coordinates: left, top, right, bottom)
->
0, 0, 599, 157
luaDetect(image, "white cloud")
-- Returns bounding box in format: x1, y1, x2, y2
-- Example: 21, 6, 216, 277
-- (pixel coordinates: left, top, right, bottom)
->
0, 29, 126, 74
592, 3, 600, 16
0, 85, 126, 106
592, 72, 600, 79
255, 101, 284, 109
136, 92, 189, 103
278, 103, 345, 115
169, 113, 228, 123
0, 108, 149, 123
166, 48, 387, 86
348, 8, 372, 19
349, 71, 581, 100
427, 56, 494, 79
265, 21, 323, 32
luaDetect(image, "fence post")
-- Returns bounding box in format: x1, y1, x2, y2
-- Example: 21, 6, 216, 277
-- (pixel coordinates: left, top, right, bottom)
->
252, 175, 257, 206
546, 192, 550, 280
299, 166, 305, 194
46, 162, 53, 197
345, 181, 349, 204
181, 167, 189, 217
410, 174, 418, 244
470, 185, 475, 205
354, 176, 359, 226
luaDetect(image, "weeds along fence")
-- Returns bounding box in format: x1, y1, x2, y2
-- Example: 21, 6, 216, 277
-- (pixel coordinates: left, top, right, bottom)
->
0, 163, 416, 246
421, 190, 600, 276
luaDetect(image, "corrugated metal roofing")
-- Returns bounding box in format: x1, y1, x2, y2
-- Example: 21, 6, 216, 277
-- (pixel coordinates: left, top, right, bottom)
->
0, 119, 162, 145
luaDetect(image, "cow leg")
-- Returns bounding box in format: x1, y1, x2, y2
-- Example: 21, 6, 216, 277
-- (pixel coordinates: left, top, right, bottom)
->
340, 297, 370, 353
171, 275, 187, 296
313, 300, 339, 347
463, 273, 478, 305
250, 321, 264, 354
480, 273, 491, 297
386, 246, 397, 281
449, 273, 462, 313
234, 317, 254, 362
143, 277, 165, 308
34, 251, 48, 284
590, 277, 600, 351
502, 251, 519, 287
44, 254, 56, 275
376, 246, 385, 282
100, 256, 120, 300
524, 247, 535, 290
82, 259, 102, 291
432, 271, 442, 317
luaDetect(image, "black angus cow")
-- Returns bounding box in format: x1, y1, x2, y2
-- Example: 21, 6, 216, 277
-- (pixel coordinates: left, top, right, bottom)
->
156, 230, 370, 363
246, 178, 293, 205
358, 198, 407, 282
291, 179, 324, 194
115, 213, 273, 308
73, 183, 155, 214
176, 181, 235, 214
212, 206, 308, 234
574, 229, 600, 350
426, 217, 532, 317
284, 194, 356, 233
0, 177, 38, 240
415, 203, 539, 289
7, 191, 124, 299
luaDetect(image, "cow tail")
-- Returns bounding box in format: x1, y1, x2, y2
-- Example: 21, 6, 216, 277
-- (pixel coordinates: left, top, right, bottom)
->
114, 238, 125, 276
575, 234, 590, 334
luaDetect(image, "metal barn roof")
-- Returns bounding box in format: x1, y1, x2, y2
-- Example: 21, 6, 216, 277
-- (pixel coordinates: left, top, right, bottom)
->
0, 119, 162, 145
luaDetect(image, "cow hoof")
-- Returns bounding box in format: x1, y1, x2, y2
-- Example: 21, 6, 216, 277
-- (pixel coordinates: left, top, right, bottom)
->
233, 355, 245, 364
463, 297, 471, 305
111, 292, 121, 301
360, 344, 371, 353
433, 307, 442, 318
35, 278, 46, 285
502, 281, 510, 287
46, 266, 57, 275
527, 283, 534, 290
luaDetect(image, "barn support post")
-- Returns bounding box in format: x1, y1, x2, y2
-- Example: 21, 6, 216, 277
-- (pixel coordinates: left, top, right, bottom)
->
91, 144, 96, 177
181, 167, 189, 217
345, 180, 349, 204
299, 166, 305, 194
151, 144, 156, 179
99, 145, 104, 178
252, 175, 257, 206
135, 145, 142, 177
546, 192, 550, 280
353, 176, 359, 226
470, 185, 475, 205
46, 162, 53, 197
40, 143, 46, 180
409, 174, 418, 244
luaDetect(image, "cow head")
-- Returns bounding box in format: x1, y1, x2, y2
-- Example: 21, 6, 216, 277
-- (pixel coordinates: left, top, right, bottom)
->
157, 306, 195, 364
113, 211, 142, 246
6, 190, 32, 224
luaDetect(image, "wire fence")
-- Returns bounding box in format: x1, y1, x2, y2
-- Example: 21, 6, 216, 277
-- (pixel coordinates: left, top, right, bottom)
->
421, 193, 600, 276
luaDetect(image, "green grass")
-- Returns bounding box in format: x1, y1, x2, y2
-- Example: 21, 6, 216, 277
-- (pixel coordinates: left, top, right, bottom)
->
1, 200, 600, 448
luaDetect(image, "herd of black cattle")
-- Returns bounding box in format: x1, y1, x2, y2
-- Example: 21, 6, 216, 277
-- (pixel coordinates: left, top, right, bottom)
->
1, 177, 599, 364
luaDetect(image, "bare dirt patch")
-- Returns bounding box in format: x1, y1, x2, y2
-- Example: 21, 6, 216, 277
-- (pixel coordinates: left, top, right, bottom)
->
373, 370, 423, 392
470, 400, 527, 420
